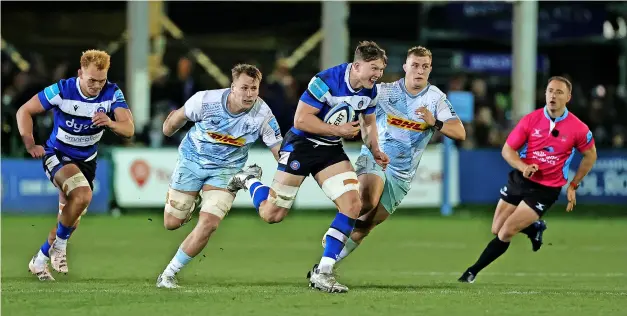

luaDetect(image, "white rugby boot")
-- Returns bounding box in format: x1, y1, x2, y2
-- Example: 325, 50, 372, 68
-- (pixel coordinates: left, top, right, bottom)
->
226, 164, 263, 192
28, 256, 55, 281
307, 264, 349, 293
156, 273, 180, 289
49, 239, 68, 274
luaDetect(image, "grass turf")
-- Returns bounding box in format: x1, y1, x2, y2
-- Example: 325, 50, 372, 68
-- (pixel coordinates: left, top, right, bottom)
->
2, 209, 626, 316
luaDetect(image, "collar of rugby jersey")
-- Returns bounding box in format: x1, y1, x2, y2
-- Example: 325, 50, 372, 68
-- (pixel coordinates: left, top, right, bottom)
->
543, 105, 569, 132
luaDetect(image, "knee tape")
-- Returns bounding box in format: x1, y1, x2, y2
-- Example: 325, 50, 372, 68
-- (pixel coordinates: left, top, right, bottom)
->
268, 181, 299, 209
61, 173, 90, 195
165, 189, 197, 220
321, 171, 360, 201
200, 190, 234, 220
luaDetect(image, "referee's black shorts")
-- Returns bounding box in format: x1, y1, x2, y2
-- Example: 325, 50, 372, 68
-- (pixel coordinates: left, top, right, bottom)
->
499, 170, 561, 217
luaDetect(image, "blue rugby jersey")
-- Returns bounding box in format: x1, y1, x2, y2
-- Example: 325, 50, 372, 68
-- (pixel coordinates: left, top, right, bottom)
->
37, 77, 129, 161
294, 63, 379, 146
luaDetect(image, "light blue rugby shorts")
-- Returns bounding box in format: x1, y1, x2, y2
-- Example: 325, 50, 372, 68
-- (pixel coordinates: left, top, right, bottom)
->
354, 147, 411, 214
169, 156, 240, 192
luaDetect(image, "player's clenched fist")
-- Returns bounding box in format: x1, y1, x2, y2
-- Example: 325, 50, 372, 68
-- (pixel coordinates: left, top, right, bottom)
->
372, 149, 390, 170
26, 144, 45, 158
92, 112, 112, 127
335, 121, 361, 139
522, 163, 539, 178
415, 107, 436, 126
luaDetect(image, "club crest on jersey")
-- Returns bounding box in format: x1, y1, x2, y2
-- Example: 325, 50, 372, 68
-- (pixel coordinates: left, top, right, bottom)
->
207, 132, 245, 147
387, 114, 429, 132
357, 100, 364, 109
96, 107, 107, 113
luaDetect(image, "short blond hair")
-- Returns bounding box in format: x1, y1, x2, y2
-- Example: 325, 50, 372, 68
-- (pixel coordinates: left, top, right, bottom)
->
231, 64, 262, 82
80, 50, 111, 71
407, 46, 432, 61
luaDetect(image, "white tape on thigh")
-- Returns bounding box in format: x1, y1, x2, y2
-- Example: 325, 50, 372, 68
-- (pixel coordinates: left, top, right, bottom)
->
268, 181, 299, 209
61, 173, 90, 195
165, 189, 197, 220
321, 171, 360, 201
200, 190, 234, 220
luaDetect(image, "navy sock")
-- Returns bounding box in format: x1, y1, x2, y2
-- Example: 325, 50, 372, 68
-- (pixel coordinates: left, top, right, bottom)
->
56, 221, 72, 240
322, 213, 356, 261
249, 181, 270, 211
40, 241, 51, 257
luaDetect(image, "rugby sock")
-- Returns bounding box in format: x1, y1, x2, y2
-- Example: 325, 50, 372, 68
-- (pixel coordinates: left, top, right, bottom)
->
54, 221, 72, 250
248, 180, 270, 211
163, 247, 193, 277
520, 221, 539, 238
336, 237, 359, 262
34, 241, 52, 266
467, 237, 510, 275
319, 213, 356, 273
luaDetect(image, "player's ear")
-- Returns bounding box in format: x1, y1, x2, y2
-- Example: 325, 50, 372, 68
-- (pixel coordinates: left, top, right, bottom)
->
402, 63, 407, 73
77, 68, 82, 78
566, 92, 572, 103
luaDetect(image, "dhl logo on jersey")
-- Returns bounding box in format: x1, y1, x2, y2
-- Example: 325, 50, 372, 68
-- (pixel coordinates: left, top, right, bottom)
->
207, 132, 246, 147
387, 114, 429, 132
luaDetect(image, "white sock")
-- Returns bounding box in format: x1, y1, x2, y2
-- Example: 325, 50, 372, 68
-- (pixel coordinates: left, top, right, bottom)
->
34, 250, 49, 266
163, 258, 185, 277
245, 178, 261, 190
318, 256, 336, 274
54, 237, 68, 250
337, 238, 360, 263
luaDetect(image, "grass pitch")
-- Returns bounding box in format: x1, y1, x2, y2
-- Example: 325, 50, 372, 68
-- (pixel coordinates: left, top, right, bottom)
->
2, 209, 626, 316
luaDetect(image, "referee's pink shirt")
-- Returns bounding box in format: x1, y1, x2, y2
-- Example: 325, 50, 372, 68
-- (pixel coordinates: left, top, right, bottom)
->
506, 106, 595, 188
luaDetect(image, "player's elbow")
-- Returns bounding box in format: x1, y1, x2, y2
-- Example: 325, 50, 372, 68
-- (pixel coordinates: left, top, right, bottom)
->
293, 114, 306, 130
501, 144, 514, 159
456, 127, 467, 141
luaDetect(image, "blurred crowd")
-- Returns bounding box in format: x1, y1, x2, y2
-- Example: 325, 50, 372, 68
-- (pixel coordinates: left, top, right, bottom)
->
2, 52, 626, 158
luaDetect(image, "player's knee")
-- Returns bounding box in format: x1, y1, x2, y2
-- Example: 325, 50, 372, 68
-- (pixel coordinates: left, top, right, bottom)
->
199, 190, 234, 220
491, 225, 500, 236
62, 173, 91, 202
497, 226, 516, 241
68, 187, 92, 210
360, 191, 379, 214
260, 207, 288, 224
163, 215, 183, 230
196, 214, 221, 238
164, 189, 197, 229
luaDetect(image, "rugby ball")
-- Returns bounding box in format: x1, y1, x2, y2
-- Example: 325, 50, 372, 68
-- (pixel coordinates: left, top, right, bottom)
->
323, 103, 356, 126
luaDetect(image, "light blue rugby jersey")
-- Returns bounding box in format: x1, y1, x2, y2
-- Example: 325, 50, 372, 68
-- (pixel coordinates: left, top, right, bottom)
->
293, 63, 379, 145
37, 77, 129, 161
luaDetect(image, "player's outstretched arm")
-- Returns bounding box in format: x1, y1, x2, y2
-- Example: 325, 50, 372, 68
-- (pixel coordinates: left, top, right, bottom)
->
162, 107, 189, 137
16, 95, 47, 157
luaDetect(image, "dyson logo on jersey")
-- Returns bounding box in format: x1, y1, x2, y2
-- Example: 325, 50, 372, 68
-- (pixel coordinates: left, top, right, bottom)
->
66, 119, 99, 133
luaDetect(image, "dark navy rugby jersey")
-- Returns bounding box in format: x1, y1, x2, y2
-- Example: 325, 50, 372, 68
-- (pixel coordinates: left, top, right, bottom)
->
37, 77, 129, 161
293, 63, 379, 145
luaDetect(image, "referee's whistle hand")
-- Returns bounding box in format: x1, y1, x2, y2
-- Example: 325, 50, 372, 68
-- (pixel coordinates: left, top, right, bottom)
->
522, 164, 539, 178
